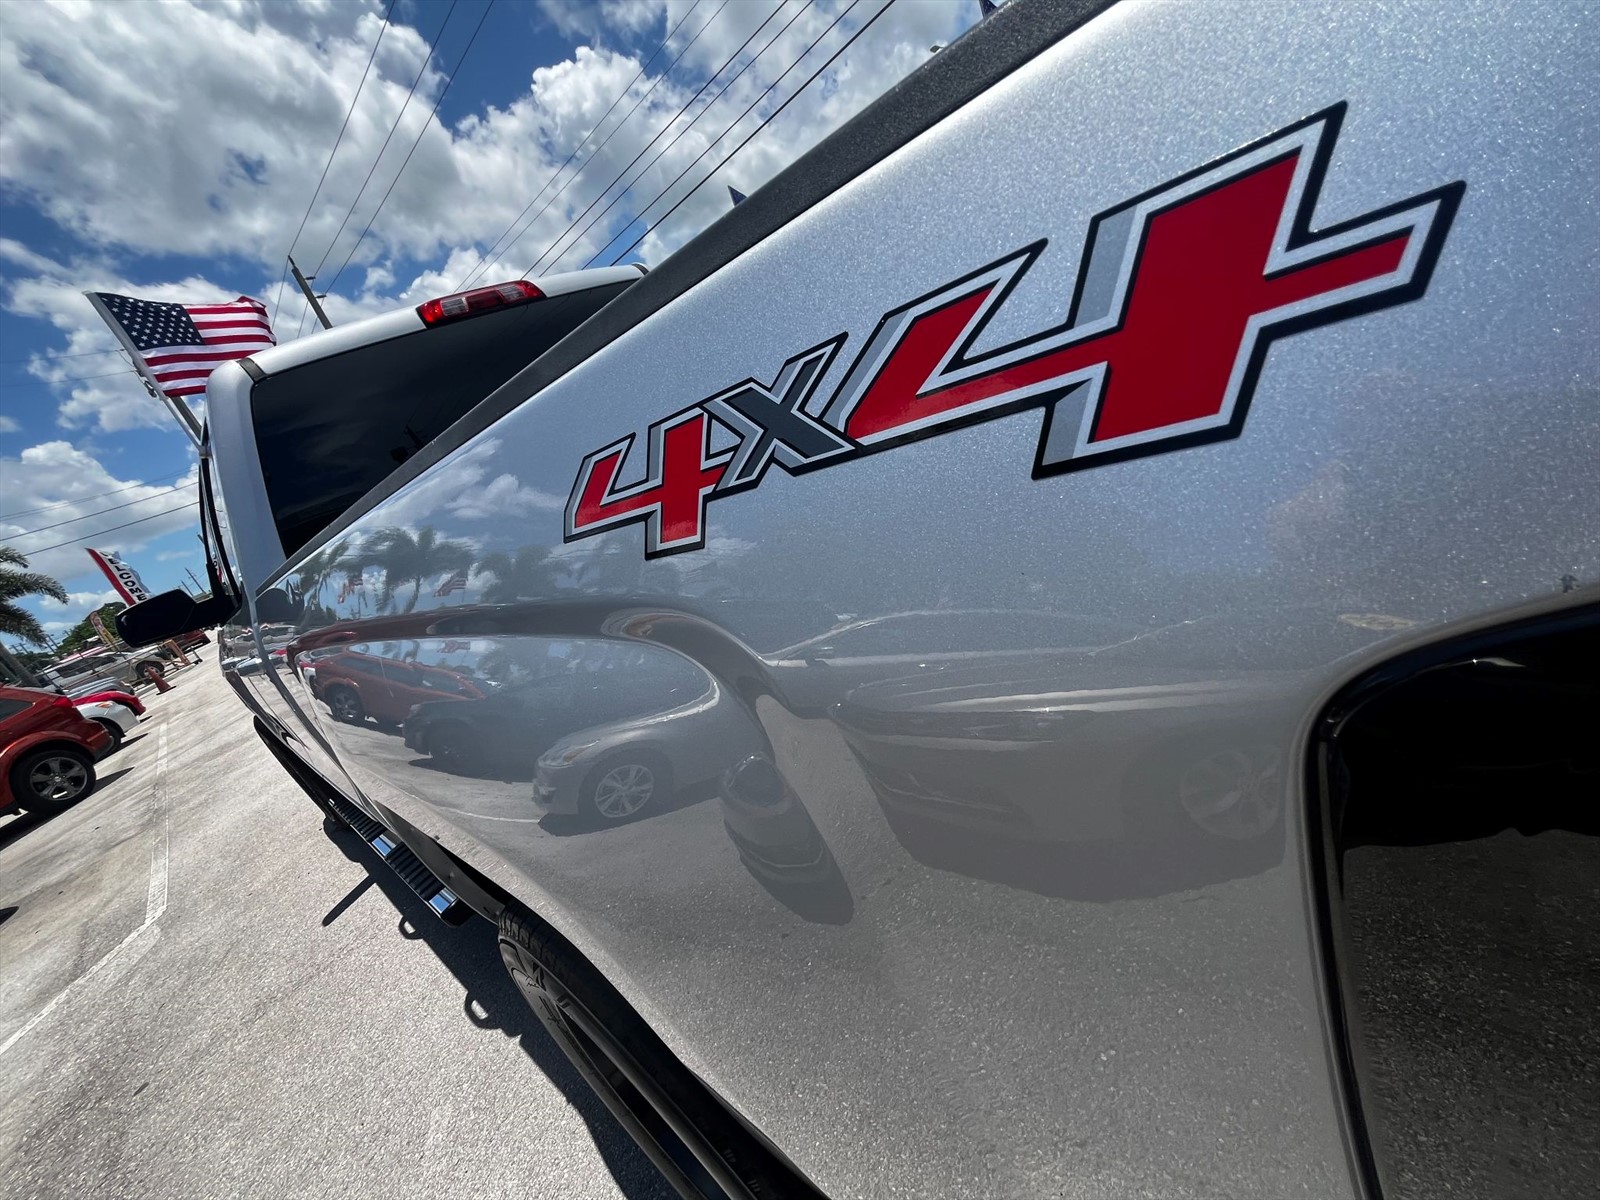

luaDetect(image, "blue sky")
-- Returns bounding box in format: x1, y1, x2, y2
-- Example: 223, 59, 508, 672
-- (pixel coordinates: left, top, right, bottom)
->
0, 0, 977, 646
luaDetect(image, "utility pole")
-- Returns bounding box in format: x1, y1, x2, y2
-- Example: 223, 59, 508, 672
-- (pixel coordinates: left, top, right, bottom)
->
288, 255, 334, 331
0, 642, 45, 688
185, 568, 205, 594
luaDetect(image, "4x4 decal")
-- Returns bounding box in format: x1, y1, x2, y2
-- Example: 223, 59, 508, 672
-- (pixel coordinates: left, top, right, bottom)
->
565, 103, 1463, 558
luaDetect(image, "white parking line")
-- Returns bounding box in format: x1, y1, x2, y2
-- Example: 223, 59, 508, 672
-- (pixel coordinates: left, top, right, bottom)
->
0, 721, 172, 1059
146, 724, 171, 924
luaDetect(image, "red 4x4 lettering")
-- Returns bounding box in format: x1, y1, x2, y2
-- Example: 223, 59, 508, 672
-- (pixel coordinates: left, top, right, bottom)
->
565, 410, 730, 556
565, 104, 1462, 557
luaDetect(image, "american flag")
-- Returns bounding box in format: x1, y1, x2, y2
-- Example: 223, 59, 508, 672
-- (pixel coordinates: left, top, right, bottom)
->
434, 570, 469, 597
91, 292, 274, 401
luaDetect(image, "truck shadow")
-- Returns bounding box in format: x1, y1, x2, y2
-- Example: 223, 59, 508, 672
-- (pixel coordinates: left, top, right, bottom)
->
317, 816, 676, 1200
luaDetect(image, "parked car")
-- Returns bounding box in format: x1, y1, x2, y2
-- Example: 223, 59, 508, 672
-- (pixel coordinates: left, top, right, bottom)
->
1, 685, 114, 814
71, 689, 146, 716
38, 646, 173, 696
313, 650, 491, 728
831, 609, 1398, 849
71, 697, 140, 750
522, 650, 751, 821
762, 608, 1144, 712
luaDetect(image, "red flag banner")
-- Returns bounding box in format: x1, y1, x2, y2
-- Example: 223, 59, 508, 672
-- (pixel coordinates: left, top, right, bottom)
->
86, 547, 151, 604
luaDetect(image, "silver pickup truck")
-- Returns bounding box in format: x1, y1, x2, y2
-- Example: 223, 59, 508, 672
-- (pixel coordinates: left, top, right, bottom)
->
119, 2, 1597, 1197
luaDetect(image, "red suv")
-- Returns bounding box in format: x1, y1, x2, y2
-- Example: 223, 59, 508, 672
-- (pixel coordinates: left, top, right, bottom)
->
1, 685, 114, 814
308, 652, 488, 728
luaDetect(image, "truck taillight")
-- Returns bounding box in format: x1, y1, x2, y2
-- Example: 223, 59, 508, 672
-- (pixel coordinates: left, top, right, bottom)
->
417, 280, 543, 326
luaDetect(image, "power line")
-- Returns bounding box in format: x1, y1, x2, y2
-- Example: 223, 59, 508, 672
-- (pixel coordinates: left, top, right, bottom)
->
272, 0, 398, 328
527, 0, 803, 279
0, 369, 134, 388
307, 0, 459, 284
0, 469, 191, 521
0, 484, 193, 538
611, 0, 894, 266
0, 347, 120, 365
322, 0, 497, 296
453, 1, 703, 293
537, 0, 811, 277
16, 501, 200, 556
462, 1, 726, 291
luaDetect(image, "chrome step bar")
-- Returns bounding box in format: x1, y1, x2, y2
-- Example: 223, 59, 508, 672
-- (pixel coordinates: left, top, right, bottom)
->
251, 717, 474, 926
322, 792, 473, 926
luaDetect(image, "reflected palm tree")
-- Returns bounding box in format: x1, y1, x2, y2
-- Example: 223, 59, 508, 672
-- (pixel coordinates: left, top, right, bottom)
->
477, 546, 558, 604
292, 537, 351, 616
359, 527, 473, 614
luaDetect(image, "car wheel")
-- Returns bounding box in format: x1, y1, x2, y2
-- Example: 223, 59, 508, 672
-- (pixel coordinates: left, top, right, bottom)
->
12, 748, 97, 813
498, 905, 813, 1199
138, 660, 165, 682
1173, 746, 1283, 841
1124, 739, 1285, 845
327, 687, 365, 724
426, 723, 480, 774
94, 719, 125, 749
581, 753, 671, 823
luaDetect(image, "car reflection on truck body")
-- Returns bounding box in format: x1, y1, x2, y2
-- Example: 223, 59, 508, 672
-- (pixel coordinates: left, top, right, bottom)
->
106, 4, 1600, 1196
532, 660, 760, 824
312, 650, 490, 728
400, 643, 727, 818
833, 611, 1399, 848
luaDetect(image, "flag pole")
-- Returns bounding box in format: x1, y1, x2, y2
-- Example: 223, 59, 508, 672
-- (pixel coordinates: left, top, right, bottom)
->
83, 291, 204, 447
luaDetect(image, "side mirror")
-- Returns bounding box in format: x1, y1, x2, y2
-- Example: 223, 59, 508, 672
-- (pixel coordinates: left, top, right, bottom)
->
116, 589, 241, 647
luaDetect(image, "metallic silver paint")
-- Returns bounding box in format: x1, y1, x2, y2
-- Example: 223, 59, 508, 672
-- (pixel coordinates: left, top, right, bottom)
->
242, 3, 1596, 1195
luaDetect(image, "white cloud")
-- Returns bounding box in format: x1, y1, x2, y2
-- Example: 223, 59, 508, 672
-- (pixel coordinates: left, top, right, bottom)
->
0, 415, 20, 433
2, 1, 971, 307
0, 440, 200, 584
445, 471, 564, 521
38, 588, 120, 612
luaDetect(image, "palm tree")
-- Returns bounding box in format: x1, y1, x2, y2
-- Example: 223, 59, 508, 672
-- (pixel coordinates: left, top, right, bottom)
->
291, 537, 351, 615
357, 527, 473, 614
0, 546, 68, 646
476, 546, 558, 604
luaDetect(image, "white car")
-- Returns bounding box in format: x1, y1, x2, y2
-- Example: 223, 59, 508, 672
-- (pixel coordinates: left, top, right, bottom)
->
72, 698, 139, 750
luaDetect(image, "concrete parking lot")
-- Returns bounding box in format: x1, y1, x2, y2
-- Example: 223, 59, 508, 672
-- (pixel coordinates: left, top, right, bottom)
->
0, 654, 673, 1200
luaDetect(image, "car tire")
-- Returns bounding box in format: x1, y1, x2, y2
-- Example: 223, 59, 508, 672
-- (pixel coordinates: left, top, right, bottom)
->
138, 660, 165, 682
425, 722, 481, 775
326, 687, 365, 724
94, 719, 125, 750
11, 747, 97, 813
579, 752, 672, 824
498, 905, 820, 1199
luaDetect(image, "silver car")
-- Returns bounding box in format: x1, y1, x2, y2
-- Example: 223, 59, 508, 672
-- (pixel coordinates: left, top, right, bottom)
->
534, 652, 764, 823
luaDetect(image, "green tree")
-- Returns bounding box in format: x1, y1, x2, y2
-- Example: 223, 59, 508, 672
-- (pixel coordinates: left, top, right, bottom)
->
358, 527, 473, 613
476, 546, 558, 604
56, 600, 129, 656
291, 538, 351, 615
0, 546, 68, 646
